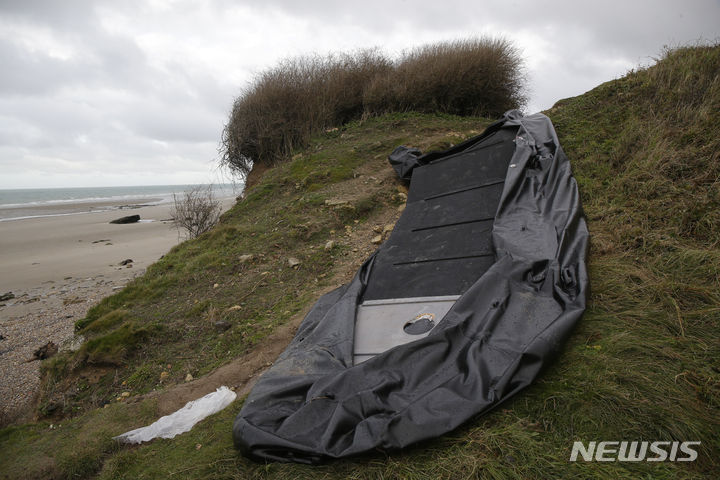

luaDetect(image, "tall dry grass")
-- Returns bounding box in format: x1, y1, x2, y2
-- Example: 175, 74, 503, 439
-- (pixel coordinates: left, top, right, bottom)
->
220, 49, 391, 175
220, 38, 525, 175
363, 38, 525, 117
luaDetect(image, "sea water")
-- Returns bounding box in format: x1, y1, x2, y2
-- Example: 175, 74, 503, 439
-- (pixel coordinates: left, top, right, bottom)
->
0, 184, 240, 221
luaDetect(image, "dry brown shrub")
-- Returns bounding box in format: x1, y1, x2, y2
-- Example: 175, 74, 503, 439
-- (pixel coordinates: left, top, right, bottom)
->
220, 38, 525, 176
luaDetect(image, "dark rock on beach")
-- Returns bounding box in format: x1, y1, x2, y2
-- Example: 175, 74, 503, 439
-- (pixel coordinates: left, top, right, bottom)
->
119, 259, 133, 266
109, 214, 140, 224
32, 341, 58, 361
0, 292, 14, 302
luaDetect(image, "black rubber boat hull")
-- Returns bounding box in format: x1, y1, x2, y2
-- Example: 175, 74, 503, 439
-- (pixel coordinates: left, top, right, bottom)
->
233, 110, 589, 463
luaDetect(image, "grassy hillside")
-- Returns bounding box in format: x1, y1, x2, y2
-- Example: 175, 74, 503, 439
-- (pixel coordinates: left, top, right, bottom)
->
1, 45, 719, 479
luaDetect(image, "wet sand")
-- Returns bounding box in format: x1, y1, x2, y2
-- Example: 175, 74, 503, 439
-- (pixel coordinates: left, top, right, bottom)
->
0, 197, 235, 425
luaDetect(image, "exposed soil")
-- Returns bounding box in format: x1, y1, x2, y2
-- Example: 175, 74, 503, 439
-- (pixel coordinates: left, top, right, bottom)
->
128, 156, 407, 416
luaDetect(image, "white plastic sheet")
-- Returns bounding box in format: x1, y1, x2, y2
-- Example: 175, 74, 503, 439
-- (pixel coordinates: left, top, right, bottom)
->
115, 386, 237, 444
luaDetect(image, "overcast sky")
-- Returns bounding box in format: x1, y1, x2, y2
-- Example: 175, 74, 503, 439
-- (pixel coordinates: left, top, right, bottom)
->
0, 0, 718, 189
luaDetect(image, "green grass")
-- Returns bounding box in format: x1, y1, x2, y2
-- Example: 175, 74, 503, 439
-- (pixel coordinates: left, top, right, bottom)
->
0, 399, 158, 480
76, 309, 130, 334
1, 45, 719, 479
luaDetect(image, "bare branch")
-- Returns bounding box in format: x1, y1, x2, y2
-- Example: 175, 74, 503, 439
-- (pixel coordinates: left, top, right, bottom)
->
170, 186, 222, 239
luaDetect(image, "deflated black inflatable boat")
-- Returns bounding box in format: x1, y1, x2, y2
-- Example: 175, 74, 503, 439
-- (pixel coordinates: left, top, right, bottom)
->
233, 110, 589, 463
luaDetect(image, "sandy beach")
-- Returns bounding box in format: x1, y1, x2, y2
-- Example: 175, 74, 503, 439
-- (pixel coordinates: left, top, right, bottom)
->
0, 197, 236, 425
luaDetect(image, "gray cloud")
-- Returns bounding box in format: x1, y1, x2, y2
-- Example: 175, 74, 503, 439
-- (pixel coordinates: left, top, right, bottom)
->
0, 0, 98, 30
0, 39, 75, 96
0, 0, 718, 188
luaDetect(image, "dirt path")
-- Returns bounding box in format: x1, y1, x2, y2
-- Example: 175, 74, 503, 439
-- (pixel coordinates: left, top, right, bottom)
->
132, 159, 406, 416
